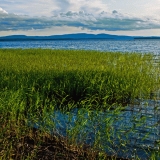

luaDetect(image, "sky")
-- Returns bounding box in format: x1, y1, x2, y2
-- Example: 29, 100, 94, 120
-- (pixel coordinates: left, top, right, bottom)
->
0, 0, 160, 36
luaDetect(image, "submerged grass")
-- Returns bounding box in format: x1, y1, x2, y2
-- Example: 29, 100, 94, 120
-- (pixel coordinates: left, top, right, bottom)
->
0, 49, 159, 159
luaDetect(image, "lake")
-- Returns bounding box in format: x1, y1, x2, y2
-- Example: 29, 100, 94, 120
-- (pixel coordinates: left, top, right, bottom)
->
0, 39, 160, 55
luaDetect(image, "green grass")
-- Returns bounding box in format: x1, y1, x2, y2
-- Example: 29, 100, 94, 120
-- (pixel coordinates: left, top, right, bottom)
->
0, 48, 159, 159
0, 49, 159, 107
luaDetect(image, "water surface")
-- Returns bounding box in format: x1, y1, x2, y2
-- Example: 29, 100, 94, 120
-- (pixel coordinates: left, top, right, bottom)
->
0, 39, 160, 55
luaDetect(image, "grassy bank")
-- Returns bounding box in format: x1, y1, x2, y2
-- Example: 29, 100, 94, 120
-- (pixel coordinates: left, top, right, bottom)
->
0, 49, 159, 159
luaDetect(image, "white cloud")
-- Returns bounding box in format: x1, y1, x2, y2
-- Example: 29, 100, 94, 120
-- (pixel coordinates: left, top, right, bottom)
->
1, 0, 109, 17
0, 9, 160, 32
0, 7, 8, 14
143, 2, 160, 19
1, 0, 58, 16
69, 0, 108, 14
1, 0, 160, 19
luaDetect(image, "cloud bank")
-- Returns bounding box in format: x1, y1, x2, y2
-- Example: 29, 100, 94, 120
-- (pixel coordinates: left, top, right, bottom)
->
1, 0, 109, 16
0, 6, 160, 32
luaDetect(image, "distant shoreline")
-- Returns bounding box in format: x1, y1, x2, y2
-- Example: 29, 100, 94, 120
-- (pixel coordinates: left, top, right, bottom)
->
0, 33, 160, 41
0, 38, 116, 41
1, 38, 160, 41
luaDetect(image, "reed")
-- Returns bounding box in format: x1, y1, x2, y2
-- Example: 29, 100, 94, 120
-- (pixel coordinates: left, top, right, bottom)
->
0, 49, 159, 159
0, 49, 158, 107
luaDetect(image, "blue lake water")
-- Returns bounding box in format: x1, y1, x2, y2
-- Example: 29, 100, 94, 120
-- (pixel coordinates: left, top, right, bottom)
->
0, 39, 160, 55
33, 100, 159, 159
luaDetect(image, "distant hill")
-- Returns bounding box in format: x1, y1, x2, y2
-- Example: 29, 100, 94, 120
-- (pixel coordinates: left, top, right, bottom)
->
0, 33, 133, 41
134, 36, 160, 40
0, 33, 160, 41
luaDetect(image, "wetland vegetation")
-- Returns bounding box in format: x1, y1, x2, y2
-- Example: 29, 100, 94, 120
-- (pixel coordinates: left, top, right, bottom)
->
0, 49, 159, 159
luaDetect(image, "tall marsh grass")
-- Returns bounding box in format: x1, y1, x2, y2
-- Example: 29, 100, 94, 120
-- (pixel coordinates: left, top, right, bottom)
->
0, 49, 159, 159
0, 49, 158, 107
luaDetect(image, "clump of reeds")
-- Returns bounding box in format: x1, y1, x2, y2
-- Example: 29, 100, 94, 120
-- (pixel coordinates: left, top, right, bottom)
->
0, 49, 159, 159
0, 49, 159, 108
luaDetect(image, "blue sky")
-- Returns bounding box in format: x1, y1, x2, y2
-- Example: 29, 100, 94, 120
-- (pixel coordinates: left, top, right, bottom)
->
0, 0, 160, 36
